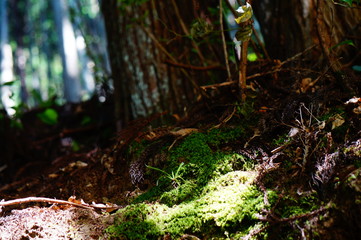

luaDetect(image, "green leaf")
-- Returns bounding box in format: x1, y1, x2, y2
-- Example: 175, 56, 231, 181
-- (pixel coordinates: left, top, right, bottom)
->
330, 40, 355, 50
37, 108, 58, 125
0, 81, 16, 87
72, 140, 80, 151
340, 0, 353, 6
247, 52, 258, 62
81, 116, 92, 125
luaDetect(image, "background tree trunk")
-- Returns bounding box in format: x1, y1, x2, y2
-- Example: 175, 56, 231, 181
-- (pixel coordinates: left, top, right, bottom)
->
252, 0, 361, 66
0, 0, 16, 114
52, 0, 82, 103
8, 0, 29, 104
102, 0, 226, 129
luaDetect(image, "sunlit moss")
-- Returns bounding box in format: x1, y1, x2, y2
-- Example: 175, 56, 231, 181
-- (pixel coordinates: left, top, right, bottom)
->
107, 171, 271, 239
107, 127, 272, 238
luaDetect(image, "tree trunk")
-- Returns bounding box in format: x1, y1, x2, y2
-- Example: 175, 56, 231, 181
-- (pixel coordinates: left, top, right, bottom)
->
52, 0, 82, 103
252, 0, 361, 66
8, 0, 29, 104
0, 0, 16, 114
101, 0, 225, 129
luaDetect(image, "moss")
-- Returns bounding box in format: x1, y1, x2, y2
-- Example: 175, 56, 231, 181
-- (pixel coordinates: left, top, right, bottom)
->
108, 170, 271, 239
127, 139, 148, 159
274, 193, 320, 219
345, 168, 361, 193
159, 180, 198, 205
135, 128, 250, 202
106, 204, 162, 240
108, 127, 274, 238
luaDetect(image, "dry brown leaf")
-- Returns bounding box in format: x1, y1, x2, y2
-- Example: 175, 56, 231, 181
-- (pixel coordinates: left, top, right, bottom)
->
331, 114, 345, 129
171, 128, 199, 137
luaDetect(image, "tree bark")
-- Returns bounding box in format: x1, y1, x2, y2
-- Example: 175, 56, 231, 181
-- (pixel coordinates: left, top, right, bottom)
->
101, 0, 225, 129
252, 0, 361, 65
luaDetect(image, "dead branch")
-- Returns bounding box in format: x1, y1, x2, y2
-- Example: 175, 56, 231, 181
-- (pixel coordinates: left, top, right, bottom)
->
279, 44, 317, 67
239, 40, 249, 98
0, 197, 122, 210
170, 0, 205, 62
220, 0, 232, 81
224, 0, 239, 17
258, 204, 329, 223
164, 59, 225, 71
141, 25, 209, 98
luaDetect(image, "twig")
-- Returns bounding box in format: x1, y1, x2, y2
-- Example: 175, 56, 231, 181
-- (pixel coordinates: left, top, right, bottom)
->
141, 25, 208, 98
279, 44, 317, 67
251, 25, 270, 60
237, 0, 244, 6
239, 40, 249, 99
224, 0, 239, 18
278, 205, 328, 222
164, 59, 225, 71
201, 45, 318, 91
170, 0, 205, 62
220, 0, 232, 81
243, 224, 270, 240
258, 204, 329, 223
0, 197, 122, 210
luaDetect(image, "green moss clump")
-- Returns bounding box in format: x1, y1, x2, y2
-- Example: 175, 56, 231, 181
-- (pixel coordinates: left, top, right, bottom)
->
106, 204, 162, 240
159, 180, 198, 205
277, 194, 320, 219
107, 127, 273, 238
345, 168, 361, 193
135, 127, 250, 204
107, 171, 272, 239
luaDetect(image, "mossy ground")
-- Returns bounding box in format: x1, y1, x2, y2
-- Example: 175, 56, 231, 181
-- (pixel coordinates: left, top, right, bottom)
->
106, 125, 328, 239
105, 92, 361, 240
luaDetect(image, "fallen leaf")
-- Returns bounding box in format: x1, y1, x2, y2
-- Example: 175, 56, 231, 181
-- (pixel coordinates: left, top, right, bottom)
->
331, 114, 345, 129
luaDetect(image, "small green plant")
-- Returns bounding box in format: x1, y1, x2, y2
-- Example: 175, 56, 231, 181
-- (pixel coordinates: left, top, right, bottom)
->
272, 133, 290, 146
331, 0, 360, 7
36, 108, 58, 125
147, 162, 186, 188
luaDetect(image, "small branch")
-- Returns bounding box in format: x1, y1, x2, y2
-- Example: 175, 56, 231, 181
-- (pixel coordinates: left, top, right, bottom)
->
258, 204, 329, 223
243, 225, 270, 240
279, 44, 317, 67
164, 59, 225, 71
170, 0, 205, 62
279, 205, 328, 222
220, 0, 232, 81
0, 197, 122, 210
201, 80, 236, 89
201, 45, 318, 91
237, 0, 244, 6
224, 0, 239, 17
141, 25, 208, 98
251, 25, 270, 60
239, 40, 249, 100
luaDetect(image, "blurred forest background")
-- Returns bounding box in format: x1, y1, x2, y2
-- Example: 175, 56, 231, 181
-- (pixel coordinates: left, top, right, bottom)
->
0, 0, 109, 115
1, 0, 360, 125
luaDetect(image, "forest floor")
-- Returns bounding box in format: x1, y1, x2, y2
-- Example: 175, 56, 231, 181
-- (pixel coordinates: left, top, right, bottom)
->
0, 59, 361, 239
